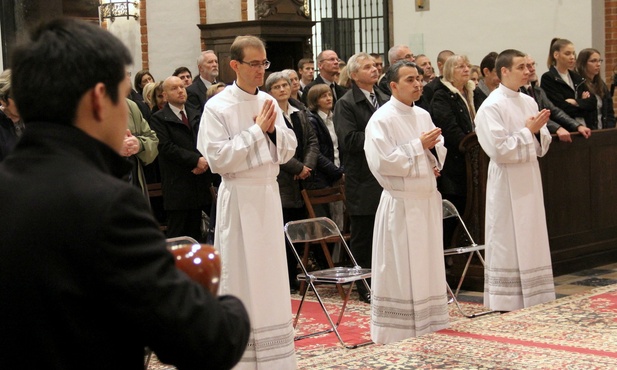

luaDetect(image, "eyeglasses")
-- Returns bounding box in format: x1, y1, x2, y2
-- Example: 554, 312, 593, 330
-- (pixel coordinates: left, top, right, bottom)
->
319, 57, 341, 63
589, 58, 604, 64
237, 59, 271, 69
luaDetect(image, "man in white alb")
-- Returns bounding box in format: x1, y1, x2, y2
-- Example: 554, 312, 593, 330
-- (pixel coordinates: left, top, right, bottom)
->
475, 49, 556, 312
197, 36, 298, 369
364, 60, 449, 344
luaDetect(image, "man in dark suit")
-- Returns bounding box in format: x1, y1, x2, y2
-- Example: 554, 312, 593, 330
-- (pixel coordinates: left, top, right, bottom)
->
0, 18, 249, 370
303, 49, 348, 105
149, 76, 213, 241
186, 50, 219, 112
334, 52, 389, 303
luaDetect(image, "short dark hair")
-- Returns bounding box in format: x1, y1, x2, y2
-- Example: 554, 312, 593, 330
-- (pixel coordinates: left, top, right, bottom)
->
297, 58, 313, 70
173, 66, 192, 77
387, 60, 417, 84
11, 18, 132, 125
480, 51, 498, 76
495, 49, 526, 80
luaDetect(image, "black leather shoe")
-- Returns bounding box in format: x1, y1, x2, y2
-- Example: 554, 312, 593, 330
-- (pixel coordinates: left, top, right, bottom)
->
359, 291, 371, 304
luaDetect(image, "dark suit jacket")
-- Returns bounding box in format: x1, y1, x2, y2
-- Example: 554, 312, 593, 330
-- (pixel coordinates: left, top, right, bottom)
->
149, 103, 212, 210
302, 74, 348, 105
303, 111, 344, 190
186, 77, 208, 113
0, 122, 249, 370
521, 83, 583, 133
334, 83, 388, 215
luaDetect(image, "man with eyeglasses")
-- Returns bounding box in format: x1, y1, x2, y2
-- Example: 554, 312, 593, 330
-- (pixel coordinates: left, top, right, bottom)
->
377, 45, 415, 96
520, 55, 591, 143
197, 35, 298, 369
302, 49, 348, 105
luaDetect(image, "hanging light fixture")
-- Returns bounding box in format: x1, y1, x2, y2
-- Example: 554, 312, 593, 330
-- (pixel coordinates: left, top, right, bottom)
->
98, 0, 139, 23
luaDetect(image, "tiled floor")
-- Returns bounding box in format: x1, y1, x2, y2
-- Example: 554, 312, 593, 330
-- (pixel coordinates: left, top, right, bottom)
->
456, 262, 617, 304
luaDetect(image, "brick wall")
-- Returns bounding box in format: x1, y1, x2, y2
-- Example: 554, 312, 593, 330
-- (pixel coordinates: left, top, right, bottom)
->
140, 0, 149, 70
200, 0, 207, 50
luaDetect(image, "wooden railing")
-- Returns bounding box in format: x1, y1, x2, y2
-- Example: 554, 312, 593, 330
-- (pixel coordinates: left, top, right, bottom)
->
448, 129, 617, 291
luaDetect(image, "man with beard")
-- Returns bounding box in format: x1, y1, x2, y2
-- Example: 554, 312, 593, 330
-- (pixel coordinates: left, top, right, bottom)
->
187, 50, 219, 112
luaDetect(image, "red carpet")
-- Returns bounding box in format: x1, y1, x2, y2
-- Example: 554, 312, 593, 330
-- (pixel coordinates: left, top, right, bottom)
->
291, 298, 371, 350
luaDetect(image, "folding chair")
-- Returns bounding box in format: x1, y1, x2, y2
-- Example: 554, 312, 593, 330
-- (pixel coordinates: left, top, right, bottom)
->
442, 199, 494, 318
300, 185, 349, 298
284, 217, 372, 349
146, 236, 200, 369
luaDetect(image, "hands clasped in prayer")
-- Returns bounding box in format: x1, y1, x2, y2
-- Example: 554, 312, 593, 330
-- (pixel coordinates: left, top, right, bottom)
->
526, 108, 551, 134
121, 129, 140, 157
255, 99, 277, 133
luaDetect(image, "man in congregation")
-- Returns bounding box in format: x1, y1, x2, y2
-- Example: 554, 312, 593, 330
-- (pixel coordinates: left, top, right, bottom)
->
303, 49, 347, 105
475, 49, 556, 312
422, 49, 454, 104
197, 35, 298, 369
0, 19, 249, 369
297, 57, 315, 90
187, 50, 219, 112
378, 44, 416, 96
334, 52, 389, 303
149, 76, 213, 242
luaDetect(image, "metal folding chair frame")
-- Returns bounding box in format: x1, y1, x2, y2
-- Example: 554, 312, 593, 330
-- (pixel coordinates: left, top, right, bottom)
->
442, 200, 494, 318
284, 217, 372, 349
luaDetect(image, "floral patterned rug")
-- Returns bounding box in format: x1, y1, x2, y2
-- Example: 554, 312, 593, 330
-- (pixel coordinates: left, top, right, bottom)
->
297, 284, 617, 369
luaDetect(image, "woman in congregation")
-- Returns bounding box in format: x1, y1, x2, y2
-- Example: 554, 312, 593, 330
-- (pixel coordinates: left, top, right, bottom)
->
576, 48, 615, 129
541, 38, 595, 127
134, 69, 155, 97
282, 69, 304, 103
265, 72, 319, 291
429, 55, 482, 222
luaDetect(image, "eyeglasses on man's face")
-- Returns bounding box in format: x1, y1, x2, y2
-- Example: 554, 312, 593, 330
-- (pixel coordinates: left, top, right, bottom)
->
237, 59, 271, 69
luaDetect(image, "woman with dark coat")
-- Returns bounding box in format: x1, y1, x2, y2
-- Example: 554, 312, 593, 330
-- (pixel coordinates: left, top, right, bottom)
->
576, 48, 616, 129
430, 55, 481, 215
266, 72, 319, 290
541, 38, 595, 127
304, 83, 345, 190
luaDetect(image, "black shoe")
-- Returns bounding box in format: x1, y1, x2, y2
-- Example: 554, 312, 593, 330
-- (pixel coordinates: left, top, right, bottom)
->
358, 291, 371, 304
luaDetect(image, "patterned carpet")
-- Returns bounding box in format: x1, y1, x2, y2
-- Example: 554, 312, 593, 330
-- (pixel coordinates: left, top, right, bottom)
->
297, 284, 617, 369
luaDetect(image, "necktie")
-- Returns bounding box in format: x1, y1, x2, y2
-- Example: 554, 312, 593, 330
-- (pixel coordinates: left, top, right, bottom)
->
330, 83, 338, 102
180, 110, 190, 127
370, 92, 379, 109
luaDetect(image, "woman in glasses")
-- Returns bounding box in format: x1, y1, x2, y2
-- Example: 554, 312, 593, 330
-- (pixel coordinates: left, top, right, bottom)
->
576, 48, 615, 129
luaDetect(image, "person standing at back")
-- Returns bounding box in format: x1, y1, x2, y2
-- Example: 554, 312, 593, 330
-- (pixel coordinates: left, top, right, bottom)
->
197, 35, 298, 369
0, 18, 249, 370
187, 50, 219, 112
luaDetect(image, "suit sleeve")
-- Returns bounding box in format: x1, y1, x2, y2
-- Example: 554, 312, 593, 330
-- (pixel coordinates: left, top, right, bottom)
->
95, 188, 250, 370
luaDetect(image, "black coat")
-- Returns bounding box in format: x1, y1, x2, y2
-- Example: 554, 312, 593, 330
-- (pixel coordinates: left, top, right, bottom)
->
541, 66, 596, 126
430, 81, 477, 197
0, 110, 18, 162
334, 83, 388, 215
186, 77, 208, 113
277, 103, 319, 208
302, 74, 348, 105
0, 122, 249, 370
149, 103, 212, 210
303, 111, 344, 189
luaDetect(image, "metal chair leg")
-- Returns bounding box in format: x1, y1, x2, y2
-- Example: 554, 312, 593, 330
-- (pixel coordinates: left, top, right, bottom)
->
446, 283, 495, 318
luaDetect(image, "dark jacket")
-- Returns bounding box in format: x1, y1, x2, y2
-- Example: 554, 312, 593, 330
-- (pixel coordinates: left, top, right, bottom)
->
302, 74, 348, 105
0, 110, 18, 161
278, 101, 319, 208
590, 84, 615, 129
541, 66, 596, 126
334, 83, 388, 215
186, 77, 208, 113
303, 111, 344, 189
149, 103, 212, 210
520, 82, 583, 133
0, 122, 250, 370
430, 80, 477, 197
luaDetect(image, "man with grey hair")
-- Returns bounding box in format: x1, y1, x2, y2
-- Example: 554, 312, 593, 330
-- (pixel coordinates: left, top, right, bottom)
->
187, 50, 219, 112
378, 45, 416, 96
334, 52, 388, 303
